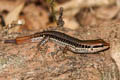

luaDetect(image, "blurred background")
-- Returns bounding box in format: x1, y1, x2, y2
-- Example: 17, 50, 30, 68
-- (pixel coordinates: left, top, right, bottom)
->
0, 0, 120, 31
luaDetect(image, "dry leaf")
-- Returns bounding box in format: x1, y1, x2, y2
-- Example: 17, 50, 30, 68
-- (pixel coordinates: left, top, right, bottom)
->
5, 1, 25, 25
4, 1, 25, 33
0, 0, 19, 11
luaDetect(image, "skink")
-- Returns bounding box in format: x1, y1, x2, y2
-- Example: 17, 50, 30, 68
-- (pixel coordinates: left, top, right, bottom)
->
4, 31, 110, 53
